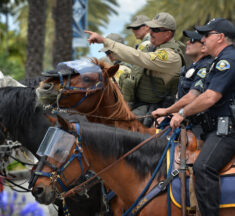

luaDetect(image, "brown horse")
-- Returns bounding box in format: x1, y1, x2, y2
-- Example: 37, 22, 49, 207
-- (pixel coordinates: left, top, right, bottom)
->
36, 58, 155, 134
31, 118, 179, 216
31, 118, 235, 216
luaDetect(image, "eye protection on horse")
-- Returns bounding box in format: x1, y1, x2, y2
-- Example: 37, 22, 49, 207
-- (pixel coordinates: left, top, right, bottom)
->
37, 127, 75, 164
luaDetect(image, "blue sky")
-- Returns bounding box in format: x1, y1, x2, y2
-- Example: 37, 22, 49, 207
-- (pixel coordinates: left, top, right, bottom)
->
88, 0, 147, 59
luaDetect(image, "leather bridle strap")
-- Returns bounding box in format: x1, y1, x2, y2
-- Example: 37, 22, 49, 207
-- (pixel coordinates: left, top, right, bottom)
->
63, 126, 170, 198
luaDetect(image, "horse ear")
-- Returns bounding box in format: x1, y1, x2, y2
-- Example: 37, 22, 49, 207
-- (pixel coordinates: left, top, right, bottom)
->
56, 114, 70, 131
107, 64, 119, 78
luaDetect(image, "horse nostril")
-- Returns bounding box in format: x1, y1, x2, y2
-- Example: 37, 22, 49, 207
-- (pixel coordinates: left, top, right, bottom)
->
33, 187, 44, 197
42, 83, 53, 90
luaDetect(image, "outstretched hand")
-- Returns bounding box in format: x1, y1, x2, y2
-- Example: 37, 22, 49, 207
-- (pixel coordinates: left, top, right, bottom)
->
84, 30, 105, 45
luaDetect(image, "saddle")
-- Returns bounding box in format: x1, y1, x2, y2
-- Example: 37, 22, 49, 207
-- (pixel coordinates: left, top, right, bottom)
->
174, 130, 235, 175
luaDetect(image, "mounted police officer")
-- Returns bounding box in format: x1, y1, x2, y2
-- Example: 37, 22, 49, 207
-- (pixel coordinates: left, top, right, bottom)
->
170, 18, 235, 216
99, 33, 132, 85
85, 12, 185, 127
126, 15, 151, 51
152, 30, 213, 137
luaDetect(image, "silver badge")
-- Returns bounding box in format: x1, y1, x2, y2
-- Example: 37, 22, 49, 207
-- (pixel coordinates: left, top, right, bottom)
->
185, 68, 195, 78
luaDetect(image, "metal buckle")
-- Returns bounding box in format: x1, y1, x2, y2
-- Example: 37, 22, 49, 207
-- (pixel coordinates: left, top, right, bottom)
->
159, 181, 166, 191
171, 169, 179, 177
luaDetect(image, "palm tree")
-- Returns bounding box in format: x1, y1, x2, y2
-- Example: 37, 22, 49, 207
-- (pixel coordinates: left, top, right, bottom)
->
15, 0, 118, 74
52, 0, 73, 67
25, 0, 47, 78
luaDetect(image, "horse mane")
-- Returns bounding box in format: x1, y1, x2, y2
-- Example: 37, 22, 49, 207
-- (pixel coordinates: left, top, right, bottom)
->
0, 87, 44, 140
20, 76, 47, 88
80, 121, 168, 180
92, 58, 138, 121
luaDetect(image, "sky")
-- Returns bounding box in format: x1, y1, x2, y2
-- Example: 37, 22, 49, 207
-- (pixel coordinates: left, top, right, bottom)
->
88, 0, 147, 59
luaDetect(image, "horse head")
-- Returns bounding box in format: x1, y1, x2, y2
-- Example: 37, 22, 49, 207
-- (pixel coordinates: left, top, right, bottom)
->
31, 116, 90, 204
36, 58, 119, 113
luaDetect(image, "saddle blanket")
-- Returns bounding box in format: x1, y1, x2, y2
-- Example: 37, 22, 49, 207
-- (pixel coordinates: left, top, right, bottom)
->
170, 175, 235, 208
168, 149, 235, 208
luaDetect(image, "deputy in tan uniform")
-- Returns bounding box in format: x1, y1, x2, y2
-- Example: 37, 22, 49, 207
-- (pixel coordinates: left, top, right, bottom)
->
85, 12, 184, 127
99, 33, 132, 84
126, 15, 151, 51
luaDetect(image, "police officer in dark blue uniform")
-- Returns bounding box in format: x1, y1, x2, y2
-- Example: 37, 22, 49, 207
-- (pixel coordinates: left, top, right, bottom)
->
170, 18, 235, 216
177, 31, 213, 99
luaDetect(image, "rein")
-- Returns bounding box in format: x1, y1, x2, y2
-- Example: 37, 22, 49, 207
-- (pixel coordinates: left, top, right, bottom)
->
45, 105, 153, 122
63, 125, 170, 198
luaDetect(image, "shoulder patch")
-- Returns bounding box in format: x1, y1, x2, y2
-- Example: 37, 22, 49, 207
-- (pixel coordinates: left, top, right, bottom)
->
216, 60, 230, 71
197, 68, 207, 78
150, 49, 168, 61
194, 80, 203, 88
138, 41, 151, 51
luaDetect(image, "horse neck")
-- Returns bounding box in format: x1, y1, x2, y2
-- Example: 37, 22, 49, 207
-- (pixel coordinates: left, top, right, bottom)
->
87, 82, 155, 134
85, 147, 157, 208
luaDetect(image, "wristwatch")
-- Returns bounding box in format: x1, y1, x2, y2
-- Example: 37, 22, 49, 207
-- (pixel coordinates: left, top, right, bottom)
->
178, 108, 185, 118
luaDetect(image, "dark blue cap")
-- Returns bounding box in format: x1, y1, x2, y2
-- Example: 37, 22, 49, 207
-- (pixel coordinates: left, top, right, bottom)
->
194, 18, 235, 39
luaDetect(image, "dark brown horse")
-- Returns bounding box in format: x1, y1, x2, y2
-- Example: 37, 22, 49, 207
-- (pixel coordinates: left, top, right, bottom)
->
36, 58, 155, 134
0, 87, 106, 216
32, 118, 235, 216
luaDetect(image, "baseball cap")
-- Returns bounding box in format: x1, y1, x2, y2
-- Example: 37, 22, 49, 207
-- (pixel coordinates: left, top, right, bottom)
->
194, 18, 235, 39
126, 15, 150, 29
145, 12, 176, 30
99, 33, 124, 52
183, 30, 203, 41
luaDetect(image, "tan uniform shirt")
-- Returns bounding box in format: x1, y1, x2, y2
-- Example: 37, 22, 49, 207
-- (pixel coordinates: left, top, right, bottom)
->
103, 38, 182, 84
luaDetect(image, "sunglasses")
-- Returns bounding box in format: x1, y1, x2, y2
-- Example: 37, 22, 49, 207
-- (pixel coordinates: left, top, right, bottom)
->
204, 31, 221, 38
189, 38, 202, 44
131, 25, 145, 30
105, 50, 112, 55
150, 28, 171, 33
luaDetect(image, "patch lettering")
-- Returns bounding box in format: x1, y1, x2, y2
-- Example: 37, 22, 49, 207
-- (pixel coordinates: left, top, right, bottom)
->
150, 49, 168, 61
216, 60, 230, 71
197, 68, 207, 78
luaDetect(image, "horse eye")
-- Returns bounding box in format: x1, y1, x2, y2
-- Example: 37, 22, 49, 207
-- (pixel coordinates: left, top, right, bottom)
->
82, 76, 90, 83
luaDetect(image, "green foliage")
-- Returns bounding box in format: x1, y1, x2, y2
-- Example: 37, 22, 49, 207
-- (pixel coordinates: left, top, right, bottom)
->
124, 0, 235, 44
0, 23, 26, 80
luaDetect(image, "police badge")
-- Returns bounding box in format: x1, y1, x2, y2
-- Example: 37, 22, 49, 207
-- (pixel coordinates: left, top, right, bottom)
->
185, 68, 195, 78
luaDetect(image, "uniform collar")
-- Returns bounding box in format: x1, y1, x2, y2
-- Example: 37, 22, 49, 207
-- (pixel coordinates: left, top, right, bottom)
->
216, 44, 234, 59
142, 33, 151, 42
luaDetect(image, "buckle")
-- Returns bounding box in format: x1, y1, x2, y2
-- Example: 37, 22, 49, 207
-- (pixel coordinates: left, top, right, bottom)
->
159, 181, 166, 191
172, 169, 179, 177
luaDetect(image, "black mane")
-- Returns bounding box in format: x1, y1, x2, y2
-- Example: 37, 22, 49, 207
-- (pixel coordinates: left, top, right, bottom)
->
0, 87, 51, 154
80, 122, 168, 180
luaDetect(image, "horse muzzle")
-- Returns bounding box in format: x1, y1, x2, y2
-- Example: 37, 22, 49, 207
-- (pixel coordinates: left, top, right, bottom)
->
32, 183, 56, 205
36, 83, 59, 105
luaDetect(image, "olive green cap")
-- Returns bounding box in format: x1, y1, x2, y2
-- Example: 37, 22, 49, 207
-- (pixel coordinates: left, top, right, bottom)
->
145, 12, 176, 30
99, 33, 124, 52
126, 15, 150, 29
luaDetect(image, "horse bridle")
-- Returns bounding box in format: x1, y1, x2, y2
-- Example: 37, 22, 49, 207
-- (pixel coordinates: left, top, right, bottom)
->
29, 123, 90, 195
56, 71, 106, 110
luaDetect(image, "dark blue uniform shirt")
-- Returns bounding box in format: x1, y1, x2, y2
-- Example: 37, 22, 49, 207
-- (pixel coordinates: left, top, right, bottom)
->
193, 45, 235, 118
178, 55, 213, 99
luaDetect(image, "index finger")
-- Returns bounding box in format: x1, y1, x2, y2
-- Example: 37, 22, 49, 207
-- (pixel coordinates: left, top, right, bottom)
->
84, 30, 93, 35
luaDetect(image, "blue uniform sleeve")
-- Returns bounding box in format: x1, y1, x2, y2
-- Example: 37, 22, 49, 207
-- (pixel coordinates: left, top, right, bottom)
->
207, 59, 235, 95
190, 67, 207, 92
